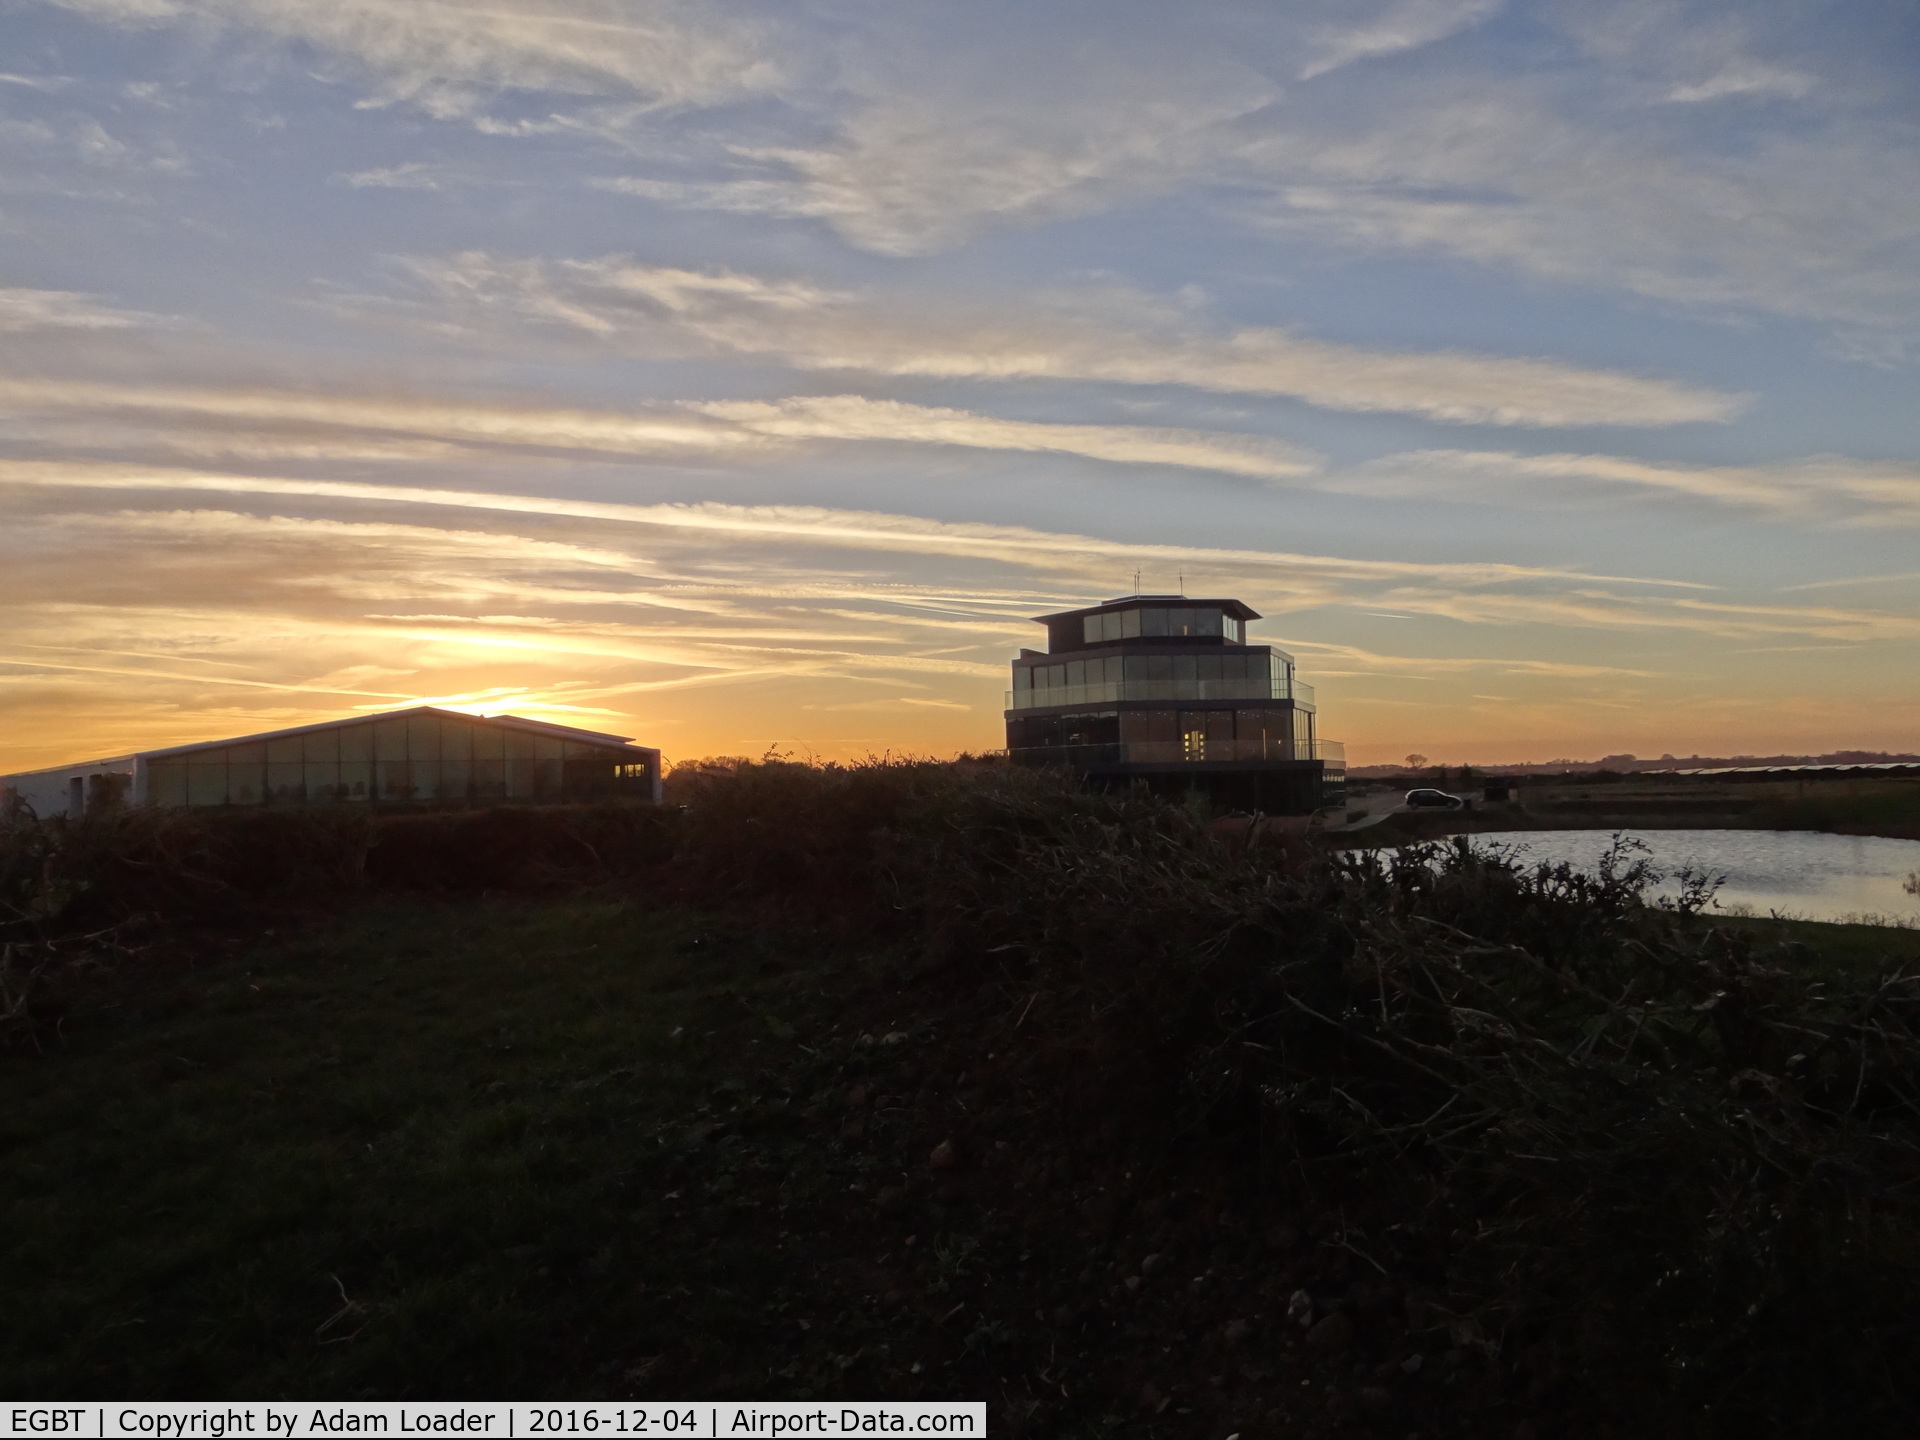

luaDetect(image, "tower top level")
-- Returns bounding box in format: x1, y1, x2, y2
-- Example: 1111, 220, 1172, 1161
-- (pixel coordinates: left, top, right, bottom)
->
1029, 595, 1261, 654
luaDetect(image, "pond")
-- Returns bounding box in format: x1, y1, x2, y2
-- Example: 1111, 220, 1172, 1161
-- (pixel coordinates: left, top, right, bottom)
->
1469, 828, 1920, 926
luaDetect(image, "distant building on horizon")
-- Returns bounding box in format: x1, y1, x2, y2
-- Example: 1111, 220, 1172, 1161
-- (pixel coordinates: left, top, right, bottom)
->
1, 706, 662, 817
1004, 594, 1343, 814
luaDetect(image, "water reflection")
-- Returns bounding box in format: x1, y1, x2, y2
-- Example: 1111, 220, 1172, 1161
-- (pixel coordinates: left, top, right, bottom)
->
1470, 829, 1920, 927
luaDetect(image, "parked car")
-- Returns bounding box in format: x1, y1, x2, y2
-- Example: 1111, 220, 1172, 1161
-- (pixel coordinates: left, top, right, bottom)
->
1405, 787, 1466, 809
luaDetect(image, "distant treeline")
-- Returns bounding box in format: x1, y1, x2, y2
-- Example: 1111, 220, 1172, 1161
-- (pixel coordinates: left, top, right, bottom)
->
1352, 749, 1920, 779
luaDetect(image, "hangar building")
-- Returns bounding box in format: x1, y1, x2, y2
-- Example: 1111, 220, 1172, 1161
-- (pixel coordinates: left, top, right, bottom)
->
1, 706, 662, 816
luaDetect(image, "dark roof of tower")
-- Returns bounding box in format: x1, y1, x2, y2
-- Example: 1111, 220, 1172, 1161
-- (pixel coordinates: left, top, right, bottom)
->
1030, 595, 1262, 625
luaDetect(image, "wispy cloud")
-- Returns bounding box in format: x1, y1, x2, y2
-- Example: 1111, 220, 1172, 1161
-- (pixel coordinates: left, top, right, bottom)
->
0, 288, 163, 331
1666, 63, 1814, 104
8, 0, 1917, 772
1244, 84, 1920, 340
5, 462, 1915, 772
38, 0, 1916, 346
0, 493, 1044, 764
670, 51, 1278, 257
6, 459, 1917, 771
689, 395, 1322, 481
0, 95, 193, 181
1299, 0, 1503, 81
10, 355, 1912, 528
9, 375, 1909, 528
1340, 448, 1920, 522
1559, 5, 1818, 106
0, 72, 74, 91
0, 377, 1322, 481
396, 254, 1743, 428
0, 376, 763, 457
333, 161, 452, 190
44, 0, 784, 115
26, 462, 1907, 647
1273, 636, 1658, 680
1779, 571, 1920, 593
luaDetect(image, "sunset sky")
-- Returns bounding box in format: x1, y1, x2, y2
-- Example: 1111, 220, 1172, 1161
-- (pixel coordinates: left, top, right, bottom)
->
3, 0, 1917, 772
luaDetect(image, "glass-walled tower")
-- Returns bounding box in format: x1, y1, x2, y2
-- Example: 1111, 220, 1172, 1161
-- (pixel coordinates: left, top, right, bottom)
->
1005, 595, 1344, 813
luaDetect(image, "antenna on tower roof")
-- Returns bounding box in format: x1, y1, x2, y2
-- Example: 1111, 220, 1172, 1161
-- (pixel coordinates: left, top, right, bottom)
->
1179, 572, 1185, 595
1132, 568, 1141, 594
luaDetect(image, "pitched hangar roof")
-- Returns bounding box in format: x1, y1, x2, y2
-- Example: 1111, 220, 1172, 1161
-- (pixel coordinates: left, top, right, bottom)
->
138, 706, 656, 761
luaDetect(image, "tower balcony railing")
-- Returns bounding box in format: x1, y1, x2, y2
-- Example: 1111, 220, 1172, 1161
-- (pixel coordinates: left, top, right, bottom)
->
1005, 677, 1315, 712
1006, 738, 1345, 769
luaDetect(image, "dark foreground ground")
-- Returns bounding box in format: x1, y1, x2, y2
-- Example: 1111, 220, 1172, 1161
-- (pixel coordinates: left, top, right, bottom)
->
5, 763, 1920, 1437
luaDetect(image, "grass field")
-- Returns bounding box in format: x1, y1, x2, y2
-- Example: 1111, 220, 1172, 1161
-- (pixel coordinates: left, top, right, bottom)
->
6, 766, 1920, 1436
1348, 774, 1920, 841
2, 897, 780, 1396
